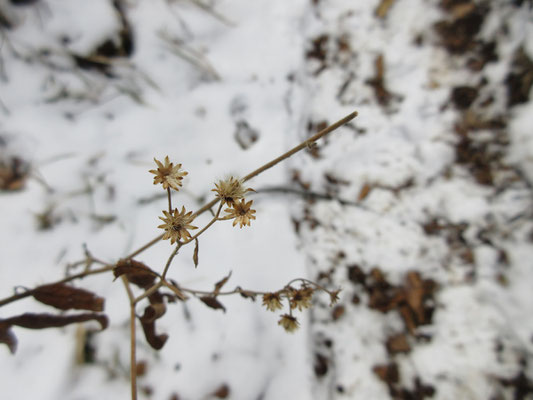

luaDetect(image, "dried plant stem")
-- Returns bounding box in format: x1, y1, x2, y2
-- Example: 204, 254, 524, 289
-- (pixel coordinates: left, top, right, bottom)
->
167, 188, 172, 212
184, 203, 223, 244
129, 302, 137, 400
120, 276, 137, 400
191, 111, 358, 219
126, 234, 164, 259
243, 110, 358, 182
133, 281, 163, 304
161, 244, 181, 280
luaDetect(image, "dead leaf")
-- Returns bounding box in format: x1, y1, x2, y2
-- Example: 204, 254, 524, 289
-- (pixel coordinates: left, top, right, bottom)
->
0, 312, 109, 352
136, 361, 147, 377
2, 312, 108, 330
375, 0, 396, 18
139, 319, 168, 350
32, 283, 104, 312
0, 323, 17, 354
357, 183, 372, 201
114, 259, 157, 289
0, 156, 30, 191
314, 353, 329, 377
193, 238, 199, 268
199, 296, 226, 312
373, 362, 399, 384
237, 287, 256, 301
140, 303, 166, 324
213, 271, 232, 296
331, 305, 345, 321
386, 333, 411, 355
212, 384, 230, 399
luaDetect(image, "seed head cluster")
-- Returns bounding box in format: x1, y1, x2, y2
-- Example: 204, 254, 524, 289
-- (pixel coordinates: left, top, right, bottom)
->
212, 176, 254, 206
158, 207, 197, 244
150, 156, 188, 191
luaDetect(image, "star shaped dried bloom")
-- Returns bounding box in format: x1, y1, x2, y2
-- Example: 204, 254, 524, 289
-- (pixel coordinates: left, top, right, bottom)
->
158, 206, 197, 244
289, 287, 314, 311
224, 199, 256, 228
278, 314, 299, 333
149, 156, 188, 191
329, 290, 341, 306
262, 292, 283, 312
212, 177, 254, 206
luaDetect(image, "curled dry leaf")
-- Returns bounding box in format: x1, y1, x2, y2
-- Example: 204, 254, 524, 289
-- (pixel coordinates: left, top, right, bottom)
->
140, 302, 166, 324
114, 259, 157, 289
139, 318, 168, 350
0, 156, 30, 191
32, 283, 104, 312
212, 383, 230, 399
0, 312, 109, 354
193, 238, 199, 268
199, 296, 226, 312
2, 312, 109, 330
213, 271, 232, 296
357, 183, 372, 201
0, 323, 17, 354
237, 287, 256, 301
375, 0, 396, 18
138, 290, 170, 350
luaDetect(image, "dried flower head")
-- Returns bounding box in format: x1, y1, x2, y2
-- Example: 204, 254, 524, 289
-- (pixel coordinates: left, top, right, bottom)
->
158, 206, 197, 244
290, 287, 314, 311
278, 314, 299, 333
225, 199, 256, 228
212, 177, 254, 206
329, 290, 341, 306
262, 292, 283, 312
149, 156, 188, 191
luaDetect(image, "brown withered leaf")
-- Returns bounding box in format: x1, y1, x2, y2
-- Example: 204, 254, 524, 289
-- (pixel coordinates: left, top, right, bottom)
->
2, 312, 108, 330
373, 362, 399, 384
32, 283, 104, 312
0, 322, 17, 354
357, 183, 372, 201
375, 0, 396, 18
114, 259, 157, 289
138, 292, 168, 350
199, 296, 226, 312
193, 238, 199, 268
212, 383, 230, 399
140, 303, 166, 324
314, 353, 329, 377
0, 312, 109, 352
213, 271, 232, 296
386, 333, 411, 355
139, 319, 168, 350
237, 287, 256, 301
136, 360, 148, 377
331, 305, 345, 321
0, 156, 30, 191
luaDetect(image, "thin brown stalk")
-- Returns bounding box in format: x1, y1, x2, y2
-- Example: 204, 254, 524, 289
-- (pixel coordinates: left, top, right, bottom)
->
161, 244, 181, 280
183, 203, 223, 244
167, 188, 172, 212
120, 276, 137, 400
129, 302, 137, 400
242, 110, 358, 182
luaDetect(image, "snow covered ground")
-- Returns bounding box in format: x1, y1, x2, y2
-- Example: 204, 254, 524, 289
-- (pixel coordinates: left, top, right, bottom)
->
1, 0, 533, 399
